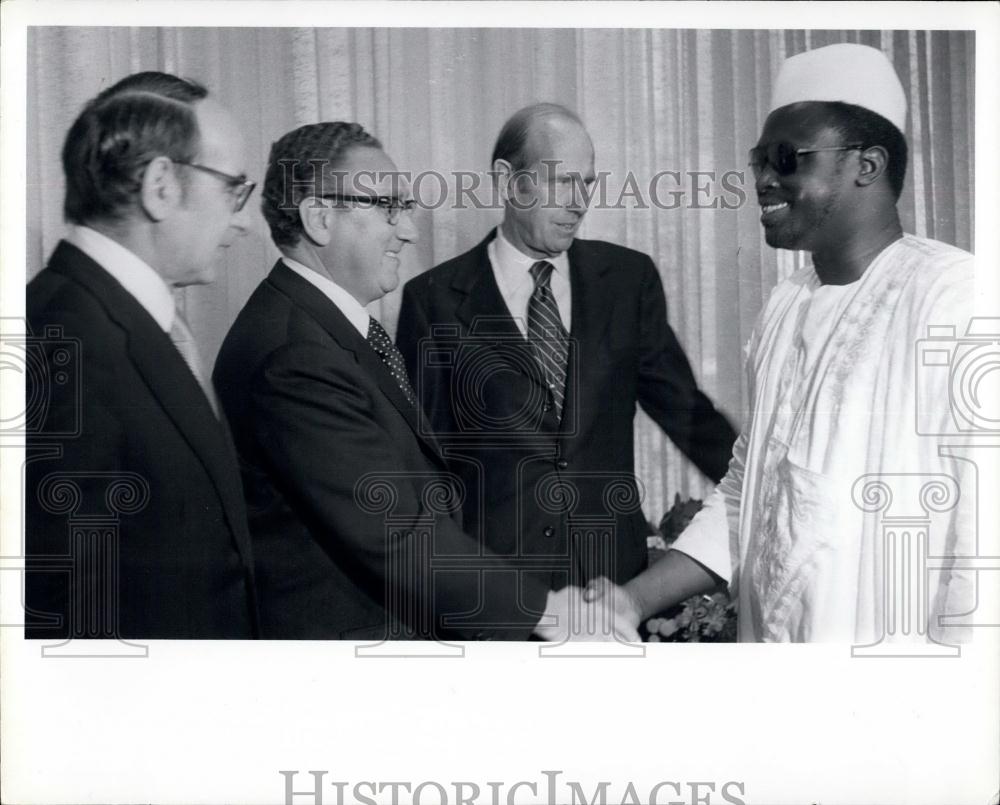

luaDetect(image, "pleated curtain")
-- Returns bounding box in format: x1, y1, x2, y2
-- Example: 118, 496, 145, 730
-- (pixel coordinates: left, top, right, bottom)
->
27, 27, 975, 521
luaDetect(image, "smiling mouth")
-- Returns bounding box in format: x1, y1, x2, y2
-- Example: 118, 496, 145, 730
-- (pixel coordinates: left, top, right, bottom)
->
760, 202, 789, 217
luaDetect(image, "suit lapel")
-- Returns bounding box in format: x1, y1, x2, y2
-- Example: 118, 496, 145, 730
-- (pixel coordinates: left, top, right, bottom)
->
449, 232, 621, 430
452, 230, 547, 392
47, 241, 255, 567
453, 231, 520, 333
267, 261, 446, 462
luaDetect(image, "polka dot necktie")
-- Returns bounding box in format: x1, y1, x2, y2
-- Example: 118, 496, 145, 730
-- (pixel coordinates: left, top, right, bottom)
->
527, 260, 569, 419
367, 316, 417, 407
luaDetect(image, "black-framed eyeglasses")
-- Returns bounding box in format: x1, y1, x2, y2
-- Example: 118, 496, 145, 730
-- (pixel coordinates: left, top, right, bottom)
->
748, 142, 864, 179
319, 194, 417, 225
174, 160, 257, 212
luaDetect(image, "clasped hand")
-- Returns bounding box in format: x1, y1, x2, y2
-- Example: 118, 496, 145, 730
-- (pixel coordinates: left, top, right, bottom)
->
533, 578, 642, 642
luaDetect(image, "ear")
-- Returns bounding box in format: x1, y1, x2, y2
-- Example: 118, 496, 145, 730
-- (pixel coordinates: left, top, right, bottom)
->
298, 197, 332, 246
139, 156, 181, 221
855, 145, 889, 189
492, 158, 514, 204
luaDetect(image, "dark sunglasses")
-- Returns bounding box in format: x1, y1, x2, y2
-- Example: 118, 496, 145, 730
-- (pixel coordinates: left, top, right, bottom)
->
174, 160, 257, 212
748, 142, 864, 179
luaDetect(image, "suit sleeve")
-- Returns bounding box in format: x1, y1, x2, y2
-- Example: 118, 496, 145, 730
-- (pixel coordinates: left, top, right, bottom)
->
635, 257, 737, 482
249, 340, 547, 640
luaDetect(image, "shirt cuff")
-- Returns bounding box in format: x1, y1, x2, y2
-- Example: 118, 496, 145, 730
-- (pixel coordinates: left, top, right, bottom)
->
668, 489, 734, 585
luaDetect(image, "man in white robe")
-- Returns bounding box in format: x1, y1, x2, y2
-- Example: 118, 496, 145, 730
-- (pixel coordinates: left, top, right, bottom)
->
589, 43, 976, 644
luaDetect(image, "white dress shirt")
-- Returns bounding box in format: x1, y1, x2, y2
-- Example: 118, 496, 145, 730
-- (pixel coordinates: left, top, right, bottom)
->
281, 256, 371, 338
67, 226, 175, 332
487, 227, 572, 337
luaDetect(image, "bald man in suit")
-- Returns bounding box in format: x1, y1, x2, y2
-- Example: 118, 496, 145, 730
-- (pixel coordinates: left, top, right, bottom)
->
397, 103, 736, 605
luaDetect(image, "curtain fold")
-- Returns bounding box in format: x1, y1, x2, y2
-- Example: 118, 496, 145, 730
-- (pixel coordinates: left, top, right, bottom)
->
26, 27, 975, 521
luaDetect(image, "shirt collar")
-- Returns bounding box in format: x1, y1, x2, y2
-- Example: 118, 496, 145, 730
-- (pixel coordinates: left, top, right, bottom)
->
66, 226, 176, 333
280, 256, 372, 338
491, 226, 570, 289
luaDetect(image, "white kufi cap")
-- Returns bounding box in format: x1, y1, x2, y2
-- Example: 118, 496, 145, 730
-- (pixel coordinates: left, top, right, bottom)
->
769, 43, 907, 131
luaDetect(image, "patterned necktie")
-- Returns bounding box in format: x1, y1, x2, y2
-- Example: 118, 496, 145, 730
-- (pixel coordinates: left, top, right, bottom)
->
527, 260, 569, 418
169, 311, 220, 418
367, 316, 417, 407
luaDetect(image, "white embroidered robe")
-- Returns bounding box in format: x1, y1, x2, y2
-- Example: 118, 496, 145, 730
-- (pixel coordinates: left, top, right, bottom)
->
672, 235, 976, 644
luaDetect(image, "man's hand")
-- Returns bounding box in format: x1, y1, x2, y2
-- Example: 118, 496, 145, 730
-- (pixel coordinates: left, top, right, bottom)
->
582, 576, 642, 636
583, 551, 721, 630
533, 584, 641, 642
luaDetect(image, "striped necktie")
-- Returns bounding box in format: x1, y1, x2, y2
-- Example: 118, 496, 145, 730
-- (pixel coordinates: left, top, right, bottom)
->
367, 316, 417, 407
169, 312, 220, 418
527, 260, 569, 419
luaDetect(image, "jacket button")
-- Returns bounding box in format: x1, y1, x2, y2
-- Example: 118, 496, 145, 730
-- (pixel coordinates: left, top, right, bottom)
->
556, 459, 568, 469
543, 402, 552, 412
543, 526, 555, 538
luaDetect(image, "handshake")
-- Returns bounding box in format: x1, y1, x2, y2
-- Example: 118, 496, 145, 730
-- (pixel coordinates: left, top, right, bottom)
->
533, 577, 643, 642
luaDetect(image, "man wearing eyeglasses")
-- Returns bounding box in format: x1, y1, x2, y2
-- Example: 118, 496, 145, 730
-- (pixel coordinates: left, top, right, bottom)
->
585, 43, 975, 645
25, 71, 259, 639
213, 122, 632, 641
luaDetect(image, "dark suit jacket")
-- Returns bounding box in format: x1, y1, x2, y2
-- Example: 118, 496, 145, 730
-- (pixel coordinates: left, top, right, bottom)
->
396, 231, 737, 589
25, 241, 258, 639
213, 260, 549, 639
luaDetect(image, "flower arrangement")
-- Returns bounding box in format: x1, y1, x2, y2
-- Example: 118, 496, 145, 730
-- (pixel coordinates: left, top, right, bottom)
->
643, 494, 737, 643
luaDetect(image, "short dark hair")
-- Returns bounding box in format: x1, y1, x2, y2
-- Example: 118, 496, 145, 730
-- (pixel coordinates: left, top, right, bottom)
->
62, 72, 208, 225
824, 101, 908, 200
261, 122, 382, 248
491, 102, 584, 172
